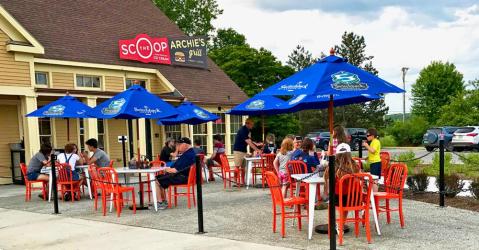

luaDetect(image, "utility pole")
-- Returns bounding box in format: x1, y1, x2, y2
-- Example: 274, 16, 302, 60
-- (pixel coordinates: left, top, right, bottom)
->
401, 67, 409, 122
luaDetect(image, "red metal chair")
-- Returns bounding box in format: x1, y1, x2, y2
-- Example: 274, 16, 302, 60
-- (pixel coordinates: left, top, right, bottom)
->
88, 164, 103, 210
168, 164, 196, 208
261, 153, 276, 188
285, 160, 308, 198
251, 159, 263, 186
20, 163, 47, 201
380, 151, 391, 179
374, 163, 408, 228
329, 173, 374, 245
264, 171, 308, 238
352, 157, 363, 170
97, 167, 136, 217
219, 154, 241, 190
57, 163, 81, 202
145, 160, 166, 202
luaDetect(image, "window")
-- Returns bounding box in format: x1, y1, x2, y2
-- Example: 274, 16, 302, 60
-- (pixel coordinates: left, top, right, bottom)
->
192, 124, 207, 151
76, 75, 101, 88
229, 115, 242, 153
79, 118, 85, 151
98, 119, 106, 151
212, 113, 226, 145
38, 118, 52, 145
165, 125, 181, 140
35, 72, 48, 86
126, 79, 146, 89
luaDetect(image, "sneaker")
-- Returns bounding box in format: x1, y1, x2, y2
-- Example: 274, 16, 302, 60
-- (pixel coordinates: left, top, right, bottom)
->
157, 201, 168, 210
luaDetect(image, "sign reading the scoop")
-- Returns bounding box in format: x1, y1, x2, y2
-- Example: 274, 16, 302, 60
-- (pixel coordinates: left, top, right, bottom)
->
118, 34, 207, 68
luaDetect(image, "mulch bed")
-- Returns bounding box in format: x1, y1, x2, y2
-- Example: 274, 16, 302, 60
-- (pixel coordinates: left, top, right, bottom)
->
404, 190, 479, 212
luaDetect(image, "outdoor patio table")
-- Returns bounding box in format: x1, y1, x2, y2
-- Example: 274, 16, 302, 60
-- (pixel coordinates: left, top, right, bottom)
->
291, 173, 325, 240
41, 166, 93, 202
244, 156, 261, 189
115, 168, 162, 212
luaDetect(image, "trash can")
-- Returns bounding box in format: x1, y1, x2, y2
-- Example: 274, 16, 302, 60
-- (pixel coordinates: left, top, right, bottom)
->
10, 143, 25, 185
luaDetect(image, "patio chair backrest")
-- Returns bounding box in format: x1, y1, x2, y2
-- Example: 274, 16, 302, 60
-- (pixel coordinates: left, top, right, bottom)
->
57, 163, 74, 183
338, 173, 373, 209
97, 168, 119, 193
187, 164, 196, 185
219, 154, 231, 171
385, 163, 408, 195
20, 163, 28, 181
380, 151, 391, 177
264, 171, 284, 205
262, 153, 275, 171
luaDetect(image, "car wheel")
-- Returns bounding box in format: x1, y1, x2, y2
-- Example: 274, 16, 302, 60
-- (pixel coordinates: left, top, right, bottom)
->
352, 140, 360, 151
446, 143, 454, 152
425, 146, 434, 152
322, 142, 329, 151
455, 147, 464, 152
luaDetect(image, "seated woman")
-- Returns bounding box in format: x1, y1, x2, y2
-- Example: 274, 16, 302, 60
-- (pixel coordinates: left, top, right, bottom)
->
57, 143, 84, 181
324, 143, 361, 206
262, 133, 277, 154
291, 138, 320, 173
205, 134, 225, 181
26, 144, 52, 199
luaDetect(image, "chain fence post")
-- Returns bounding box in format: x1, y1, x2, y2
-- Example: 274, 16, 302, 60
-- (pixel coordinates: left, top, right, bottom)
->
50, 153, 59, 214
439, 134, 445, 207
328, 155, 336, 250
195, 155, 205, 233
358, 140, 363, 158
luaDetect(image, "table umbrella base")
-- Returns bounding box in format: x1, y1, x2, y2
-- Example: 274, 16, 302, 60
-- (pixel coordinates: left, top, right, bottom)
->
129, 205, 149, 210
315, 224, 350, 234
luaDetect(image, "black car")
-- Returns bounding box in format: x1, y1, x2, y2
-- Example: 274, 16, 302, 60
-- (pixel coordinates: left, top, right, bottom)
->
314, 132, 331, 151
423, 127, 459, 152
346, 128, 368, 151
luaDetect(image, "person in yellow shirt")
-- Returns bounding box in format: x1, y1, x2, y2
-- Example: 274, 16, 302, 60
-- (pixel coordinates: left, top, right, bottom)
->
363, 128, 381, 191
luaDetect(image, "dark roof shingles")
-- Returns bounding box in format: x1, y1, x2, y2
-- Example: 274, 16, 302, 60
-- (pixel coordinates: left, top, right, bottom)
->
0, 0, 246, 105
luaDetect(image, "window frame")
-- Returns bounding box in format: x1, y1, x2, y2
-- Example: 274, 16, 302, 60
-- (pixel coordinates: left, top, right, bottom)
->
38, 117, 52, 146
125, 79, 147, 89
75, 74, 102, 90
35, 71, 49, 87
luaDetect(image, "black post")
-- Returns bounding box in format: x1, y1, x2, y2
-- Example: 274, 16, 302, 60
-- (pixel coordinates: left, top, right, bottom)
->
439, 136, 445, 207
121, 136, 127, 168
50, 153, 59, 214
328, 155, 336, 250
358, 140, 363, 158
195, 155, 205, 233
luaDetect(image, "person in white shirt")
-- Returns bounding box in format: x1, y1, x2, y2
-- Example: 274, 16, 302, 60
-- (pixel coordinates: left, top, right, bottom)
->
57, 143, 84, 181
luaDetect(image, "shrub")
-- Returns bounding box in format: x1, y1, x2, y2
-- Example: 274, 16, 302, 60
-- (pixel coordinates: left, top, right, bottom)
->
431, 152, 453, 174
462, 153, 479, 171
435, 174, 465, 198
407, 171, 429, 193
387, 116, 429, 146
380, 135, 397, 147
470, 178, 479, 200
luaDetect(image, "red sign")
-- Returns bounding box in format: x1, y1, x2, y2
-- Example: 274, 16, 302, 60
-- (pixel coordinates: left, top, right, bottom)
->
119, 34, 170, 64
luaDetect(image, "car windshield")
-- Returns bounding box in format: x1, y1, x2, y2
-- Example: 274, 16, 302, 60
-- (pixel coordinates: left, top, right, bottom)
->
455, 127, 475, 133
428, 128, 442, 134
320, 132, 330, 137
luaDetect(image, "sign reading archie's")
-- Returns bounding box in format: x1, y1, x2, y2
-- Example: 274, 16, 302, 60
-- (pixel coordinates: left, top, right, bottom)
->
118, 34, 207, 69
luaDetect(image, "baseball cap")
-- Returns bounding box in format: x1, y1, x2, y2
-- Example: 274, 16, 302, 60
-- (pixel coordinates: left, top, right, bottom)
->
336, 143, 351, 154
177, 137, 192, 145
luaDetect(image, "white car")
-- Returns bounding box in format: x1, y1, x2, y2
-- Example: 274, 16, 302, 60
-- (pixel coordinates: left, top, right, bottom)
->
451, 126, 479, 151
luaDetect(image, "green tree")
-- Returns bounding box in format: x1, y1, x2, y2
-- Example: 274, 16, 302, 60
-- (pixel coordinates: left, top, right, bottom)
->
388, 116, 429, 146
153, 0, 223, 36
411, 61, 464, 124
210, 28, 246, 49
286, 45, 317, 72
437, 88, 479, 126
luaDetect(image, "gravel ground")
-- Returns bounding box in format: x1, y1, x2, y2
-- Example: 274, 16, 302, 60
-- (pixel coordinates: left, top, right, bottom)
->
0, 183, 478, 250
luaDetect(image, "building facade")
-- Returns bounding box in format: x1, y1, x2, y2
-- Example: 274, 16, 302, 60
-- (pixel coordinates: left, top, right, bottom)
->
0, 0, 247, 184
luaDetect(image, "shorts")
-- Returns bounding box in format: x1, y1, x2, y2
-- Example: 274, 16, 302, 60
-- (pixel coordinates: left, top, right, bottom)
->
278, 170, 288, 184
370, 162, 382, 177
72, 170, 80, 181
233, 151, 247, 169
27, 172, 40, 181
157, 174, 188, 189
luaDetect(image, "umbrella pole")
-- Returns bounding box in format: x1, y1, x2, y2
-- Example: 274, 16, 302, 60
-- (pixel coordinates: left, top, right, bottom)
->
67, 118, 70, 142
262, 115, 265, 142
328, 95, 336, 250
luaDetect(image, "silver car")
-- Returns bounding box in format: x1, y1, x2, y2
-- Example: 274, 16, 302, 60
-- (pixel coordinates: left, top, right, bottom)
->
451, 126, 479, 151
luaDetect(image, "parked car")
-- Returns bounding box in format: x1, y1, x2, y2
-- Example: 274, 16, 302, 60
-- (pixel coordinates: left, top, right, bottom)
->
346, 128, 368, 151
314, 132, 330, 151
422, 127, 459, 152
451, 126, 479, 151
305, 132, 321, 143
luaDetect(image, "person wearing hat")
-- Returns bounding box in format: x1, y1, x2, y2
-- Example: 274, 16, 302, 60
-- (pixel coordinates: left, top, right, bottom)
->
155, 137, 196, 210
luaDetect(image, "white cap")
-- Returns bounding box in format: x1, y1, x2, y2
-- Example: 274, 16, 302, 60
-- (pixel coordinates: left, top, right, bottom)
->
336, 143, 351, 154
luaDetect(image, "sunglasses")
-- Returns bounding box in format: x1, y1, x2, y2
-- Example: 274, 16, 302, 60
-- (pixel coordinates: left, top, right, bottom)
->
367, 134, 372, 137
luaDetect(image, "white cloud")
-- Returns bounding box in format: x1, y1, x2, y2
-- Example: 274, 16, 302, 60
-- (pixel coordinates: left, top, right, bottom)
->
214, 0, 479, 115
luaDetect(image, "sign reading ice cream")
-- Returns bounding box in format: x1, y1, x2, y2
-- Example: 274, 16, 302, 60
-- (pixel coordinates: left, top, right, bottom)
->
119, 34, 207, 68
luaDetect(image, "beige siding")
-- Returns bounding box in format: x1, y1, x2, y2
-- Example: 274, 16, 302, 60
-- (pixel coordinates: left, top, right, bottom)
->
105, 76, 124, 92
0, 105, 21, 184
107, 119, 128, 166
52, 72, 74, 89
150, 77, 169, 94
0, 30, 31, 87
151, 121, 163, 159
54, 118, 78, 147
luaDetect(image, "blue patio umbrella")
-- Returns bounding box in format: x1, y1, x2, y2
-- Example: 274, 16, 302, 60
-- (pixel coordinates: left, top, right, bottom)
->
27, 94, 94, 141
158, 101, 219, 125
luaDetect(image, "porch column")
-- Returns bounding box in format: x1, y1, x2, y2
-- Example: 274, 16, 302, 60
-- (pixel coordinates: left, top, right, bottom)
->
138, 118, 147, 157
206, 121, 213, 155
84, 97, 98, 141
21, 95, 40, 162
225, 114, 231, 155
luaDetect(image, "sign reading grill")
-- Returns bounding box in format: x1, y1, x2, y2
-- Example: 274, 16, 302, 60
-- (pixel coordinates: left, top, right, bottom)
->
118, 34, 207, 68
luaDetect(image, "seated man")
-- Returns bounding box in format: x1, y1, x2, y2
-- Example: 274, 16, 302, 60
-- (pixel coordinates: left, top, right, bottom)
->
82, 138, 111, 167
156, 137, 196, 210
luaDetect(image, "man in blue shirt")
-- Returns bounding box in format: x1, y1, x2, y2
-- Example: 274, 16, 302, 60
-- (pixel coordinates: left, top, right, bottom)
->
156, 137, 196, 209
233, 118, 261, 185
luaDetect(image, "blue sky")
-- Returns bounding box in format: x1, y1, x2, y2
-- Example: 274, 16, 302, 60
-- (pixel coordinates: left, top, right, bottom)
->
214, 0, 479, 115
